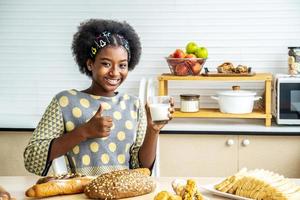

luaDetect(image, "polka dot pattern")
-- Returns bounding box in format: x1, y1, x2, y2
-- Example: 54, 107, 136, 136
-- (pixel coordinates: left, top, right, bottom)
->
117, 131, 126, 141
52, 91, 141, 174
101, 102, 111, 110
123, 94, 130, 100
82, 155, 90, 166
113, 111, 122, 120
108, 142, 117, 152
90, 142, 99, 153
101, 154, 110, 164
117, 154, 126, 164
73, 145, 80, 154
90, 95, 101, 100
112, 97, 117, 103
66, 121, 75, 132
80, 98, 90, 108
130, 111, 137, 119
68, 90, 77, 95
125, 120, 133, 130
120, 101, 126, 110
59, 96, 69, 107
72, 107, 82, 118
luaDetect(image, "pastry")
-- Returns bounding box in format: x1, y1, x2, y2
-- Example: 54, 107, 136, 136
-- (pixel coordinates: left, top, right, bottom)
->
25, 173, 93, 198
84, 168, 156, 199
172, 179, 204, 200
217, 62, 250, 74
235, 65, 249, 73
215, 168, 300, 200
217, 62, 235, 73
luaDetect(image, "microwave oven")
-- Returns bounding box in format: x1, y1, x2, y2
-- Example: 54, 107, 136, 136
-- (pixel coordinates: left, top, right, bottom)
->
273, 74, 300, 125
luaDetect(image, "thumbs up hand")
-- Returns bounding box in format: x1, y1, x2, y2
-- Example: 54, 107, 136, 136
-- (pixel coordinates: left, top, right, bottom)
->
80, 104, 113, 139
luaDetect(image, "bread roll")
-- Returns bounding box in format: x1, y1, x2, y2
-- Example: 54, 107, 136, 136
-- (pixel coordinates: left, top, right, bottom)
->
84, 169, 156, 199
25, 173, 93, 198
0, 185, 11, 200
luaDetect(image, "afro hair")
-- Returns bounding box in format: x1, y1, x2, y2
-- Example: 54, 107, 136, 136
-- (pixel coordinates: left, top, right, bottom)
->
72, 19, 142, 77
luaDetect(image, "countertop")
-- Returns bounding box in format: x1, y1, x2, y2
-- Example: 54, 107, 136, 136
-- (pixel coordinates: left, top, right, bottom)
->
2, 176, 300, 200
162, 118, 300, 134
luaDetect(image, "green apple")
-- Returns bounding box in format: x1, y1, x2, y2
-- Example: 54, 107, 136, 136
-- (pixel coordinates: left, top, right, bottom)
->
195, 47, 208, 58
185, 42, 198, 54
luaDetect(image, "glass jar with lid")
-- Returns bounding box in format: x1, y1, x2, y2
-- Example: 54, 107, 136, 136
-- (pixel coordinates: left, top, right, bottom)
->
288, 47, 300, 75
180, 94, 200, 112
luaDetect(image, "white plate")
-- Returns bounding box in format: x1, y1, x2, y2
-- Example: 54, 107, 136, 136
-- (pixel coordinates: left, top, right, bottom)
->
200, 184, 253, 200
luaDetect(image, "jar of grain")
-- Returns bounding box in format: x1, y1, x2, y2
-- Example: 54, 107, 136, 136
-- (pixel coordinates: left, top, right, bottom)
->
288, 47, 300, 75
180, 94, 200, 112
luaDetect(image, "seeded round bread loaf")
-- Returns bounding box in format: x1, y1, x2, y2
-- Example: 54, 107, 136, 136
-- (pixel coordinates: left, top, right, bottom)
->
84, 169, 156, 199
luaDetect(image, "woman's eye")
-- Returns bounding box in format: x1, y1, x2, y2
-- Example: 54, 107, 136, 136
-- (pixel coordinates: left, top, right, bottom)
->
119, 64, 128, 69
102, 62, 111, 67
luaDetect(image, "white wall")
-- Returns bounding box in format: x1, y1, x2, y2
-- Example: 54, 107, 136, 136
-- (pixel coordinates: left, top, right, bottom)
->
0, 0, 300, 128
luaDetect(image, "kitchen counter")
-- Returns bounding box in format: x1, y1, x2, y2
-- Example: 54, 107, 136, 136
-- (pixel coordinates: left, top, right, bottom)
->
2, 176, 300, 200
162, 118, 300, 135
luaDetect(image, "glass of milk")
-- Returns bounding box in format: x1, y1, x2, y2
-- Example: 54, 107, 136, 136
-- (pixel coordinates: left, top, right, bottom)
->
148, 96, 171, 122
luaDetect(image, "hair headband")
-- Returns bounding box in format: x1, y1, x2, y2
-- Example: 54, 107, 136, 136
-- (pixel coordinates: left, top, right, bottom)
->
90, 31, 131, 61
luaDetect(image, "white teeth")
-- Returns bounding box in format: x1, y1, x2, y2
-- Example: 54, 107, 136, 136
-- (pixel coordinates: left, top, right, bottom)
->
105, 78, 120, 85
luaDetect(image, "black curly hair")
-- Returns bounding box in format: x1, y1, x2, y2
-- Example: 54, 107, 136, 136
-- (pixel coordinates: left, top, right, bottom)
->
72, 19, 142, 77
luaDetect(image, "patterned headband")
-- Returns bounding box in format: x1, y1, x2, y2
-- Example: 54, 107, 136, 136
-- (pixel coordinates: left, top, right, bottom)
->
90, 31, 131, 61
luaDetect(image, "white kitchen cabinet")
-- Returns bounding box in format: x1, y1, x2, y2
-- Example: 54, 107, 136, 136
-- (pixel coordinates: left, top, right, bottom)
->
159, 134, 300, 178
159, 134, 238, 177
238, 135, 300, 178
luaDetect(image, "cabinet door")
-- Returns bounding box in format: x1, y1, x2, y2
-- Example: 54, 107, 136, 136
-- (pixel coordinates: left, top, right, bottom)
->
159, 134, 238, 177
238, 135, 300, 178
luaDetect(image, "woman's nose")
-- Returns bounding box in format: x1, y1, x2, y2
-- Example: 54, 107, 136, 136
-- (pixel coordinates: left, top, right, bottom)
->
108, 66, 119, 76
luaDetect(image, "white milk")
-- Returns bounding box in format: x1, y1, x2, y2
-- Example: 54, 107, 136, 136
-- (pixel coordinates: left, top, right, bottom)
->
149, 103, 169, 121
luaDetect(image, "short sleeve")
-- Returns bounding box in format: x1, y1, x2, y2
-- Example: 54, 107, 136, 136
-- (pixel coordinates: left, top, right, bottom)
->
23, 97, 64, 176
129, 99, 147, 169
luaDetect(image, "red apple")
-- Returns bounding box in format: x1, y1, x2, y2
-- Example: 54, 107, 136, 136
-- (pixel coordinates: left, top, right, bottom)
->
190, 62, 201, 75
175, 63, 190, 75
185, 54, 197, 58
173, 49, 185, 58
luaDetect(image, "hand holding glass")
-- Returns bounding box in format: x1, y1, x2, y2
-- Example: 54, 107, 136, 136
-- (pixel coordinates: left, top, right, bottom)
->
148, 96, 171, 122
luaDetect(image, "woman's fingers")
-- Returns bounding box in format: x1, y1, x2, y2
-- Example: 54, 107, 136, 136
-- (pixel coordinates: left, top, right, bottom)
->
169, 97, 175, 107
168, 107, 175, 113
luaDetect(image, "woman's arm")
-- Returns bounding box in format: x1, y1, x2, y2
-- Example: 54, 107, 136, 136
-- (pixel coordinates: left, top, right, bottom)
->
24, 98, 65, 176
130, 98, 174, 170
49, 103, 112, 163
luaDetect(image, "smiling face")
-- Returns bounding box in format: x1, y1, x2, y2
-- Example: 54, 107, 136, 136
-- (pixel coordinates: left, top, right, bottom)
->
87, 45, 129, 97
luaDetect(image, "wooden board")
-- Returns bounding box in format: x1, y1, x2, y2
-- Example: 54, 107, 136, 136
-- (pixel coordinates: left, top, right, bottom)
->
202, 72, 256, 77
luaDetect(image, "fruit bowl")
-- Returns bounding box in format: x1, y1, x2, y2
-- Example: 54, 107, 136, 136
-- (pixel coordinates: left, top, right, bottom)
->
165, 57, 207, 76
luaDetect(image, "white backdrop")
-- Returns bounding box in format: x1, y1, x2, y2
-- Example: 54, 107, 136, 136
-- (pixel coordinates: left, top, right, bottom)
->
0, 0, 300, 128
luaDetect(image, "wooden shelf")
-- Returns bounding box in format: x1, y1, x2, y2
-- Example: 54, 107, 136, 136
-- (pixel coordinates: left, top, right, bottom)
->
159, 73, 272, 81
158, 73, 273, 126
173, 108, 269, 119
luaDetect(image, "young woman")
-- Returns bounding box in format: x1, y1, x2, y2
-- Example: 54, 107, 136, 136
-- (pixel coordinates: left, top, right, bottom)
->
24, 19, 174, 176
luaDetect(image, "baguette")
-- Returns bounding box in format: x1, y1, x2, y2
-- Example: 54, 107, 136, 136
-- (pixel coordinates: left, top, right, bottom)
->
25, 173, 93, 198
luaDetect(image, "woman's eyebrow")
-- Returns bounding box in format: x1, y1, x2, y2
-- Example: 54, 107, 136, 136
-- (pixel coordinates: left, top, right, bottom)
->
99, 57, 111, 61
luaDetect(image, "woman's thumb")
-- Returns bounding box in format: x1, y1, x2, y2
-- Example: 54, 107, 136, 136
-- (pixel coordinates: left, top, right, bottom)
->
96, 104, 103, 116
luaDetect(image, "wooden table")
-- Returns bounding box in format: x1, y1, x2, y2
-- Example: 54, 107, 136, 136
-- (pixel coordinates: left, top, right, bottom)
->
1, 176, 299, 200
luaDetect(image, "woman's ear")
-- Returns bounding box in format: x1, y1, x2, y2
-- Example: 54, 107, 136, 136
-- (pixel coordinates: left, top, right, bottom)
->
86, 59, 93, 71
